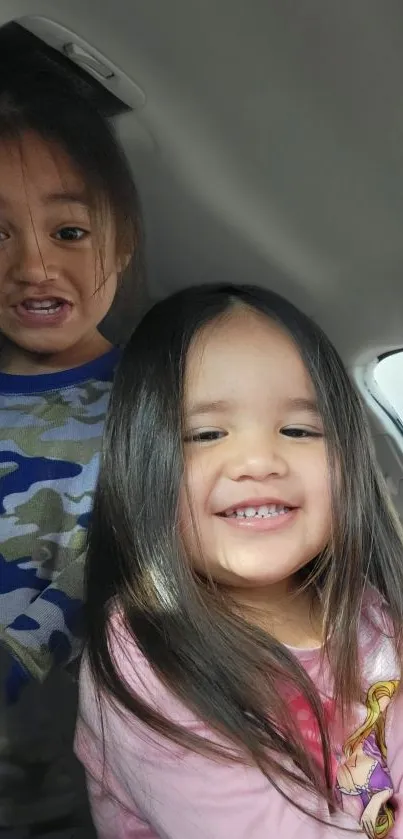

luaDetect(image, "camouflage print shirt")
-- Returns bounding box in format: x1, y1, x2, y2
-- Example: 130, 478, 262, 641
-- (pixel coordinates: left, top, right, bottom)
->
0, 347, 119, 827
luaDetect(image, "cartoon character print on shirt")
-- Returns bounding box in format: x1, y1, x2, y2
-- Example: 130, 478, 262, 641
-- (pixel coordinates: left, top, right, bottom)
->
336, 680, 399, 839
290, 679, 398, 838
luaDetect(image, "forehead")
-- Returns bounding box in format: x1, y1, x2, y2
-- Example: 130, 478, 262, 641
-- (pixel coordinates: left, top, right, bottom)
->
0, 131, 86, 207
185, 306, 315, 405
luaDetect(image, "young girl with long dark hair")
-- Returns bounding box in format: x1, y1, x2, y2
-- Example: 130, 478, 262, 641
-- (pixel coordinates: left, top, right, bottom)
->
77, 284, 403, 837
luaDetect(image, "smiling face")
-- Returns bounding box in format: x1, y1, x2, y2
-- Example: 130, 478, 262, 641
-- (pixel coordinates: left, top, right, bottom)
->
0, 131, 119, 372
180, 305, 332, 597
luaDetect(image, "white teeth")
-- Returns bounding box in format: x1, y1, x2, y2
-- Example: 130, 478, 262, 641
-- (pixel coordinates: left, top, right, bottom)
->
23, 298, 63, 313
224, 504, 290, 519
244, 507, 256, 517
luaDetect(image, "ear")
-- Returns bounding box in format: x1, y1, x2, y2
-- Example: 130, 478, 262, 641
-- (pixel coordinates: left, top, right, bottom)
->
116, 251, 133, 275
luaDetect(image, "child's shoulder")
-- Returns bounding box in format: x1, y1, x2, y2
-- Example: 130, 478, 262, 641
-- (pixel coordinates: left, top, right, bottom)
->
83, 608, 194, 725
361, 584, 391, 628
359, 586, 400, 685
107, 608, 149, 681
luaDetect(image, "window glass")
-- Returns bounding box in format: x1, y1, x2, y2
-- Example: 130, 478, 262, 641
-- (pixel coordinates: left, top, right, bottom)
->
374, 352, 403, 421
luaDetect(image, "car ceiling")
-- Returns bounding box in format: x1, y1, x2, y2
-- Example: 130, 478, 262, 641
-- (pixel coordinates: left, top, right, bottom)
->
2, 0, 403, 365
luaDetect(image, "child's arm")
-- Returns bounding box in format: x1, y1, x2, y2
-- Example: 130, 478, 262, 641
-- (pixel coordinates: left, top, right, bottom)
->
75, 632, 361, 839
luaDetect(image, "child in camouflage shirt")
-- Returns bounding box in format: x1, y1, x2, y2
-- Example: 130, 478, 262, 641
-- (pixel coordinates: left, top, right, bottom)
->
0, 64, 142, 837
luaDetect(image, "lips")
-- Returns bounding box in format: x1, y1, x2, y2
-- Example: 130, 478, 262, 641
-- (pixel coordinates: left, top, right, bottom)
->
216, 499, 298, 532
21, 297, 67, 314
13, 295, 73, 327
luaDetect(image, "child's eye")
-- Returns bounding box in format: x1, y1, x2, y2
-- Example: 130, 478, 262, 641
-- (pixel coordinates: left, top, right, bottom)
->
281, 427, 323, 439
184, 429, 227, 443
53, 226, 89, 242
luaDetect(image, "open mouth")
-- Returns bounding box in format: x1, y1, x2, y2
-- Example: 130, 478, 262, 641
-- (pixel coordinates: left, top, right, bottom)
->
218, 503, 293, 519
20, 297, 68, 315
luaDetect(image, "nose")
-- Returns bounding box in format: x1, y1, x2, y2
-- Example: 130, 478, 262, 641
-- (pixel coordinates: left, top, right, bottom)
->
226, 430, 289, 482
9, 230, 57, 287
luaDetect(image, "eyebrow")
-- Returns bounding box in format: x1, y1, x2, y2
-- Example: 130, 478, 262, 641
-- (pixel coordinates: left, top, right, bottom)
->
285, 397, 319, 415
0, 192, 89, 209
187, 399, 233, 419
187, 396, 319, 418
43, 192, 90, 208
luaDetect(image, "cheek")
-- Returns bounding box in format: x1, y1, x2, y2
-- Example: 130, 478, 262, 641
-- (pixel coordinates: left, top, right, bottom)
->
306, 445, 331, 496
81, 273, 118, 327
179, 464, 203, 534
0, 255, 12, 294
95, 275, 117, 313
178, 488, 201, 572
181, 456, 212, 513
308, 456, 333, 539
76, 242, 118, 298
313, 464, 331, 505
178, 461, 214, 560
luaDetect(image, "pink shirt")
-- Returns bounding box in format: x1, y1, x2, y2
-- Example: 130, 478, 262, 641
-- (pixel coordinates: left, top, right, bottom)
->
75, 592, 403, 838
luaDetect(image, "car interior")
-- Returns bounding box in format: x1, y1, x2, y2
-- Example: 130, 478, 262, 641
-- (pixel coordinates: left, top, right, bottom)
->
1, 3, 402, 521
1, 3, 403, 834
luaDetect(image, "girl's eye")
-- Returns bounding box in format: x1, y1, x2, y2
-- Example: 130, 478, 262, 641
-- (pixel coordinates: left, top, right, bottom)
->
184, 429, 227, 443
281, 427, 323, 439
54, 226, 89, 242
0, 229, 9, 242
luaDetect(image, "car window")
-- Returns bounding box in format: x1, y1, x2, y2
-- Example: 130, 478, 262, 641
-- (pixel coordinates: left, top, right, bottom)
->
374, 352, 403, 423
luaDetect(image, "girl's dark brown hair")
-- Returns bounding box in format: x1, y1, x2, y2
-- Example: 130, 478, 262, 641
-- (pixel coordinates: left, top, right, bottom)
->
0, 60, 143, 318
86, 283, 403, 821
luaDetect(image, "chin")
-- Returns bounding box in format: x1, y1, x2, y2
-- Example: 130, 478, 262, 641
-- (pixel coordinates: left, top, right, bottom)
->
222, 568, 283, 587
223, 559, 302, 588
20, 341, 69, 356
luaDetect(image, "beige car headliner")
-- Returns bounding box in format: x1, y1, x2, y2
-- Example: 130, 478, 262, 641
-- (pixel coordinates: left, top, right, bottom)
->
2, 0, 403, 367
